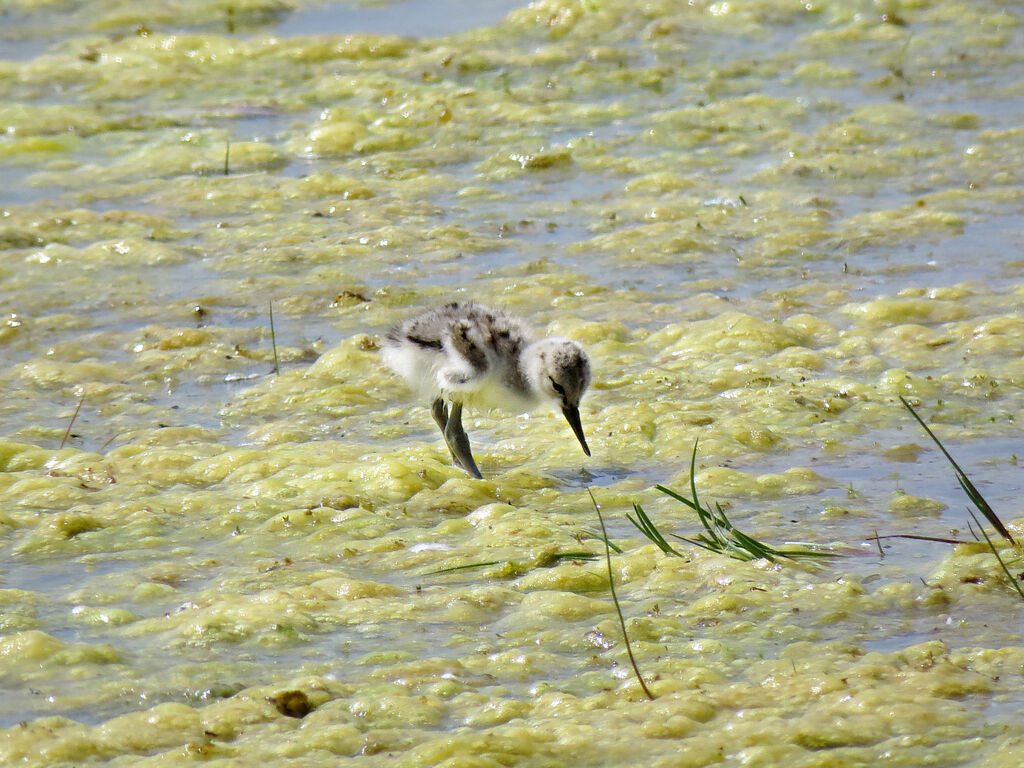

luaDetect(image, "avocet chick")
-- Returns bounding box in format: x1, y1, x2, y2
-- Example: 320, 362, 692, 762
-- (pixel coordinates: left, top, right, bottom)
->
382, 301, 591, 478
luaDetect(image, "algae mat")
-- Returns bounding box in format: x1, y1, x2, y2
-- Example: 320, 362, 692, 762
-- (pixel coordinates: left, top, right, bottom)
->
1, 0, 1023, 765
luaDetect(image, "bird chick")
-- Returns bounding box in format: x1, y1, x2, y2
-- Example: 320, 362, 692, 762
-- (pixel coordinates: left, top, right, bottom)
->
382, 301, 591, 478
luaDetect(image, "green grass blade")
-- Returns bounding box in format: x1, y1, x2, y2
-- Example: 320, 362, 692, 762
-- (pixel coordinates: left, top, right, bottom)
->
580, 528, 623, 554
269, 300, 280, 376
654, 444, 720, 544
956, 473, 1008, 539
588, 488, 655, 700
899, 396, 1013, 543
730, 528, 775, 560
547, 551, 601, 563
426, 560, 503, 574
771, 546, 838, 559
627, 503, 685, 557
428, 550, 600, 575
870, 533, 974, 546
627, 504, 663, 543
651, 440, 838, 564
688, 440, 722, 542
673, 534, 736, 557
968, 509, 1024, 600
654, 484, 699, 512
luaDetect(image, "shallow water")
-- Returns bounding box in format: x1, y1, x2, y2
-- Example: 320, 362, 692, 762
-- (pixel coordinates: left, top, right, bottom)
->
2, 0, 1024, 766
274, 0, 531, 39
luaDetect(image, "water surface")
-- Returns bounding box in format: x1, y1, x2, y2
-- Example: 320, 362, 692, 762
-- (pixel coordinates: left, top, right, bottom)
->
1, 1, 1023, 765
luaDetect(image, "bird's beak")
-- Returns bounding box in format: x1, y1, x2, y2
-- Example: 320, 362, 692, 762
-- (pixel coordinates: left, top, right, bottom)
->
562, 405, 591, 457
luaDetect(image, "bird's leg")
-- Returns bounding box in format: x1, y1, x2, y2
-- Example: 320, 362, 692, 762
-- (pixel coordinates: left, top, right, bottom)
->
444, 401, 483, 479
433, 396, 478, 476
431, 396, 463, 468
431, 396, 449, 432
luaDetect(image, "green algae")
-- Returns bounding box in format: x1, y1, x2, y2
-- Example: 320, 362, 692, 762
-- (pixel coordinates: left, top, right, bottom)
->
1, 0, 1024, 766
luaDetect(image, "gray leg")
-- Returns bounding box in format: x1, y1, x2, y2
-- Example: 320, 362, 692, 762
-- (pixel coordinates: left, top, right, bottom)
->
431, 397, 449, 432
432, 397, 480, 476
431, 397, 461, 468
444, 402, 483, 479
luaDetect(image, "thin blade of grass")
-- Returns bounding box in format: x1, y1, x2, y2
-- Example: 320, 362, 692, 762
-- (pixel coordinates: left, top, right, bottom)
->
702, 503, 734, 550
653, 484, 699, 511
672, 534, 733, 557
269, 300, 280, 376
868, 533, 974, 546
588, 488, 654, 700
98, 430, 126, 454
688, 440, 728, 542
956, 474, 1009, 541
626, 504, 662, 543
899, 396, 1013, 543
730, 528, 776, 561
655, 479, 727, 547
771, 547, 839, 559
711, 502, 734, 530
427, 550, 599, 575
60, 392, 86, 449
426, 560, 502, 575
547, 551, 601, 563
580, 529, 623, 554
968, 509, 1024, 600
627, 503, 685, 557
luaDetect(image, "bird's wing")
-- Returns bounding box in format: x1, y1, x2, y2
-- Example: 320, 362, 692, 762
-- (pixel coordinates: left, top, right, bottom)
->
439, 318, 490, 388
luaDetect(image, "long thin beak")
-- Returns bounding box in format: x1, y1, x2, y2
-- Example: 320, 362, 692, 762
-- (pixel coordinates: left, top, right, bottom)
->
562, 405, 591, 457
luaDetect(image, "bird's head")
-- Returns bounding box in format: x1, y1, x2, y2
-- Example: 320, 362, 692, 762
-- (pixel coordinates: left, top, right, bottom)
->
525, 338, 592, 456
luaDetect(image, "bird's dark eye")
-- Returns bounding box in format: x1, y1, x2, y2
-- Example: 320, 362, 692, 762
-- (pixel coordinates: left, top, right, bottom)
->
548, 376, 565, 395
